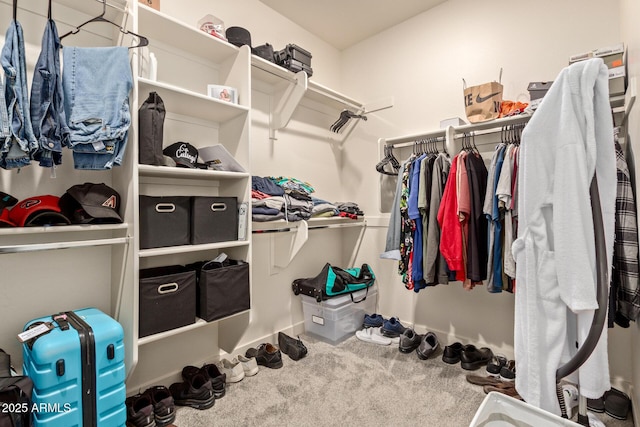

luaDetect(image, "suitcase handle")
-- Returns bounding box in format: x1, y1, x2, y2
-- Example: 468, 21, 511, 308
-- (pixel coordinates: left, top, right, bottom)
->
155, 203, 175, 213
210, 202, 227, 212
158, 282, 179, 294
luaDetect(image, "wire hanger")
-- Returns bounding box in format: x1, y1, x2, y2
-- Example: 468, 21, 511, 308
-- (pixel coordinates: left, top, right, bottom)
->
59, 0, 149, 49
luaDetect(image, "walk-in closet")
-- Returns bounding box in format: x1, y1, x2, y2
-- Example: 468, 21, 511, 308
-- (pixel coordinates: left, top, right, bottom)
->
0, 0, 639, 426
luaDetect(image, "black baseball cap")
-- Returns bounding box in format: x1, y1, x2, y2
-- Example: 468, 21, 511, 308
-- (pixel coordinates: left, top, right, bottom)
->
59, 183, 123, 224
163, 142, 207, 169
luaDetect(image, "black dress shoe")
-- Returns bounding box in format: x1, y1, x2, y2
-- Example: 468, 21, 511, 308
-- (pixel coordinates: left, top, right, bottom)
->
246, 343, 284, 369
278, 332, 308, 361
460, 345, 493, 370
442, 342, 464, 364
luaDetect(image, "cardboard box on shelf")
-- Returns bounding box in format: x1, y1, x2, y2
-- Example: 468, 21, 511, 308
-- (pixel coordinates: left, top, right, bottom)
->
608, 66, 626, 96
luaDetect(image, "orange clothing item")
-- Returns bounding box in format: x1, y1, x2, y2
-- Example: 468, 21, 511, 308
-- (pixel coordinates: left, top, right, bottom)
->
438, 153, 465, 281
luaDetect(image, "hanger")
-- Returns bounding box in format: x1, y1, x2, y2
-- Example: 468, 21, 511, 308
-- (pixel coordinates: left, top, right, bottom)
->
376, 145, 401, 176
59, 0, 149, 49
330, 109, 367, 133
13, 0, 17, 20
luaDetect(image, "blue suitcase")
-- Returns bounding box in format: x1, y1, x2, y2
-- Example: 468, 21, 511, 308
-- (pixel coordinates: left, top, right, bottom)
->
22, 308, 126, 427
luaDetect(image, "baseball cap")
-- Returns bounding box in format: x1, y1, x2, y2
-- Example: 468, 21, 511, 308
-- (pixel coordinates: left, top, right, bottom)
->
0, 209, 15, 227
199, 144, 246, 172
162, 142, 207, 169
9, 195, 71, 227
59, 183, 123, 224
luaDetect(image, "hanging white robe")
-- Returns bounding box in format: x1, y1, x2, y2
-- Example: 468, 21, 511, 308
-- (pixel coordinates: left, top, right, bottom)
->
512, 58, 616, 415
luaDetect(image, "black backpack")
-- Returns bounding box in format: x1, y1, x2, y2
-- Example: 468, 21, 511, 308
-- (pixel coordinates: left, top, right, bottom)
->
0, 376, 33, 427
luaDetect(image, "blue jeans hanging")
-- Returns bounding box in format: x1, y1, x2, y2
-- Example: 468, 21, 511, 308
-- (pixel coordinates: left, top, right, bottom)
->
30, 19, 69, 168
1, 20, 37, 169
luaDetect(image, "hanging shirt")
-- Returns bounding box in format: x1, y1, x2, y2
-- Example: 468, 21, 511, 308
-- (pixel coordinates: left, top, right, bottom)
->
488, 145, 506, 293
512, 58, 615, 415
610, 139, 640, 327
382, 161, 409, 260
424, 153, 451, 285
408, 154, 427, 289
465, 151, 488, 282
438, 153, 464, 281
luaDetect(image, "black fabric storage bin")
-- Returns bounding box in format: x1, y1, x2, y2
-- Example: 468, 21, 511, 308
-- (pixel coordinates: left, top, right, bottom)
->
140, 195, 191, 249
139, 265, 196, 337
196, 260, 250, 322
191, 196, 238, 244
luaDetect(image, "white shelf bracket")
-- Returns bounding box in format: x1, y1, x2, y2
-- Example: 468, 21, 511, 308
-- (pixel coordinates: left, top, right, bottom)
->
269, 71, 308, 140
270, 220, 309, 270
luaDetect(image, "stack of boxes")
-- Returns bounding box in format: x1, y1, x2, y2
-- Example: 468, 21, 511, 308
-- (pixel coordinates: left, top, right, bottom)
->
570, 43, 626, 97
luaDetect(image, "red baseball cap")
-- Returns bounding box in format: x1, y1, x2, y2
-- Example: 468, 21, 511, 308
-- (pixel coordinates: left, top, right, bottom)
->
9, 195, 71, 227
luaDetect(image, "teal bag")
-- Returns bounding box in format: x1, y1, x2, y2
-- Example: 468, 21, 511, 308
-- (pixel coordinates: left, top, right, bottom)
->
292, 263, 375, 302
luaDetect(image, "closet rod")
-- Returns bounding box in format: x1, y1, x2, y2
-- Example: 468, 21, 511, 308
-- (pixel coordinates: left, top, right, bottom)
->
252, 221, 366, 234
0, 237, 129, 254
383, 130, 447, 147
0, 0, 127, 14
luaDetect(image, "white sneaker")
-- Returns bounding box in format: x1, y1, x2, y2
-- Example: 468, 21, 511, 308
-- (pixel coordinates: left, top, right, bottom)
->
235, 354, 259, 377
217, 358, 245, 383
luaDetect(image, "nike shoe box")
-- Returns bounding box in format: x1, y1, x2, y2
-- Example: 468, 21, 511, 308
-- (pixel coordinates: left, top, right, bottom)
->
569, 43, 624, 69
300, 285, 377, 345
139, 265, 197, 337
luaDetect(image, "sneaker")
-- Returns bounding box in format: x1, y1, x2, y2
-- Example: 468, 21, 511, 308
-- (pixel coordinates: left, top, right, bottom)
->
363, 313, 385, 328
200, 364, 227, 398
398, 328, 422, 353
486, 355, 507, 378
169, 372, 215, 410
278, 332, 308, 361
217, 358, 245, 383
235, 354, 259, 377
381, 317, 406, 338
416, 331, 439, 360
499, 359, 516, 381
142, 386, 175, 427
125, 393, 156, 427
245, 343, 283, 369
442, 342, 464, 364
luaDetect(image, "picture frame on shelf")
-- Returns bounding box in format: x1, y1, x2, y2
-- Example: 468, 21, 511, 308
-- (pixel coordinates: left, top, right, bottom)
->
207, 85, 238, 104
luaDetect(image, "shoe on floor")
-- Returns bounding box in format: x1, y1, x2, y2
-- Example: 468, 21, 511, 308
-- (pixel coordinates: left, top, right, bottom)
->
245, 343, 283, 369
398, 328, 422, 353
483, 385, 523, 400
499, 359, 516, 382
604, 388, 631, 420
486, 354, 507, 378
442, 342, 464, 364
363, 313, 385, 328
143, 385, 175, 427
217, 358, 245, 383
201, 364, 227, 398
169, 372, 215, 410
235, 354, 259, 376
125, 393, 156, 427
460, 345, 493, 370
587, 395, 605, 413
381, 317, 406, 338
465, 374, 503, 387
278, 332, 308, 361
416, 331, 439, 360
355, 327, 391, 345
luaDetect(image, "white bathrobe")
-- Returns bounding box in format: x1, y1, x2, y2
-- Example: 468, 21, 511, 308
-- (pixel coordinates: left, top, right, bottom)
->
512, 58, 616, 415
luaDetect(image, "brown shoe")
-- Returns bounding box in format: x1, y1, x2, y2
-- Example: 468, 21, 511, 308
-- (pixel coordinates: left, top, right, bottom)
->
483, 385, 523, 400
466, 374, 502, 386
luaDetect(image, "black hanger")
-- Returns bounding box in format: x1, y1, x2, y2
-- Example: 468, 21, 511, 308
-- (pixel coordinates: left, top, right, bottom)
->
330, 109, 367, 133
60, 0, 149, 49
13, 0, 17, 20
376, 144, 401, 176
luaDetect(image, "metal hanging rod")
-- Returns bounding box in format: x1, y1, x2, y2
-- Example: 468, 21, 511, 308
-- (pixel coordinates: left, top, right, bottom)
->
252, 220, 366, 234
0, 237, 130, 254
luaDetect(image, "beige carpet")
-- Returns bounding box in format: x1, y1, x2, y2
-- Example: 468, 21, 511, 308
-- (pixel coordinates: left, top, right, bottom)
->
171, 333, 634, 427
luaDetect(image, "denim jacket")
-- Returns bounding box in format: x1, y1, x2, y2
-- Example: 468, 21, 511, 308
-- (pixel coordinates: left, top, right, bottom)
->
30, 19, 69, 168
1, 20, 37, 169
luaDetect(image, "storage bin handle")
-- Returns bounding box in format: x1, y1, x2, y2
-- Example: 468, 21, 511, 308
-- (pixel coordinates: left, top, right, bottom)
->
210, 202, 227, 212
155, 203, 175, 213
158, 283, 179, 294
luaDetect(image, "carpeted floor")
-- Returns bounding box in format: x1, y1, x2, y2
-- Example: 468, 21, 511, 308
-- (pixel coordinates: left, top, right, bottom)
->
171, 333, 634, 427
